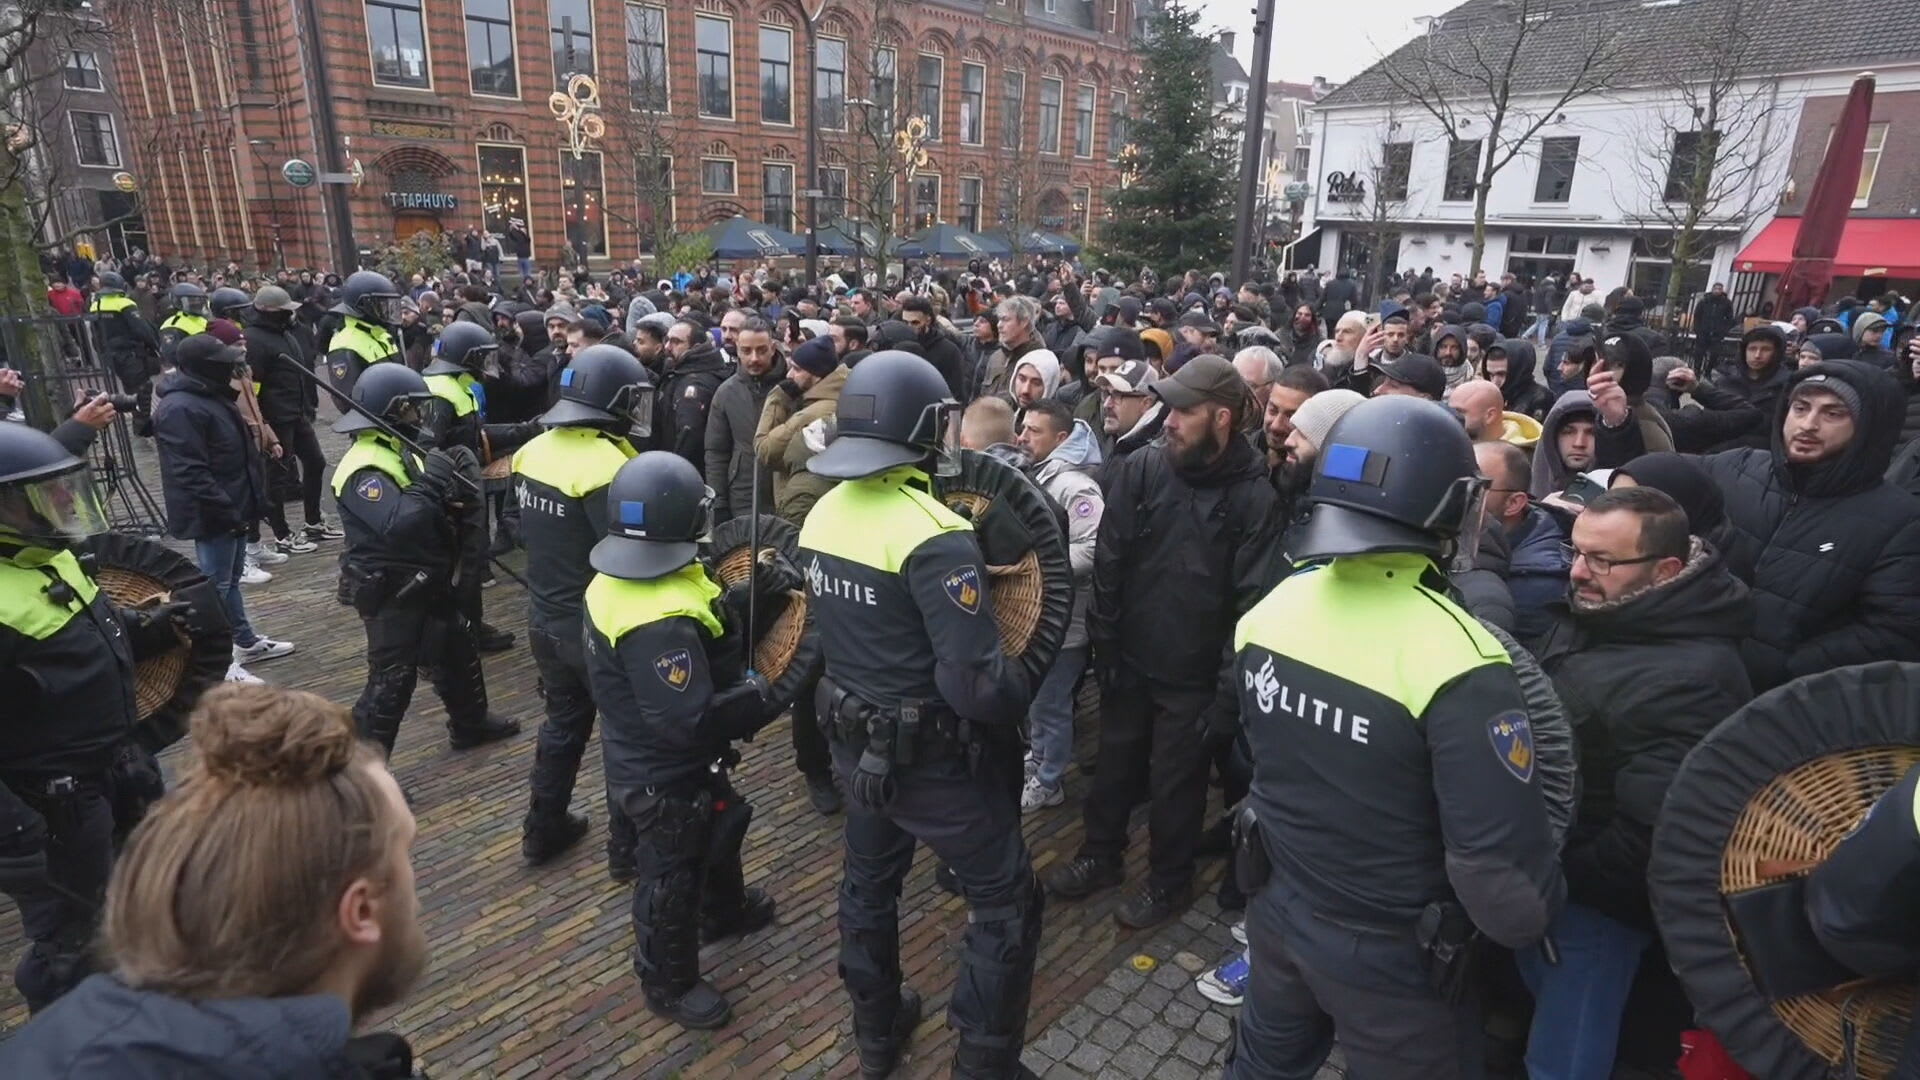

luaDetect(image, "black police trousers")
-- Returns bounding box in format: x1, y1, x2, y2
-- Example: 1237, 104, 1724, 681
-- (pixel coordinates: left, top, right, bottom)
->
527, 617, 634, 857
0, 774, 114, 1014
828, 734, 1043, 1073
1224, 874, 1485, 1080
790, 671, 832, 780
353, 599, 489, 754
617, 771, 752, 995
1079, 679, 1214, 893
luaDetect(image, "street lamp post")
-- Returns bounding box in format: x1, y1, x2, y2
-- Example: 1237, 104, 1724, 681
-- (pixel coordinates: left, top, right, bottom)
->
802, 2, 823, 287
1230, 0, 1279, 285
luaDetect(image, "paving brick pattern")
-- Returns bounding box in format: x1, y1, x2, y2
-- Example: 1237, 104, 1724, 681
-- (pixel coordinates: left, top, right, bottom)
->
0, 427, 1259, 1078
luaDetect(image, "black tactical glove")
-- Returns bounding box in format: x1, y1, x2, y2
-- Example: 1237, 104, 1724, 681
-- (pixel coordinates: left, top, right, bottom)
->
757, 549, 804, 597
419, 449, 464, 505
848, 748, 897, 812
124, 599, 195, 656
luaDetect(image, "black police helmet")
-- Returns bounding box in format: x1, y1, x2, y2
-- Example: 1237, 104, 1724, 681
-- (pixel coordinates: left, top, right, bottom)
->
427, 321, 497, 377
542, 344, 654, 433
589, 451, 713, 580
0, 423, 105, 548
209, 286, 254, 321
1291, 395, 1486, 562
806, 350, 954, 480
173, 333, 248, 386
169, 282, 208, 315
333, 362, 433, 435
97, 271, 127, 292
338, 271, 403, 325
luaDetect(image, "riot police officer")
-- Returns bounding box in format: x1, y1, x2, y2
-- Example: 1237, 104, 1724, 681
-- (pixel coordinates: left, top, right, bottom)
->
512, 344, 654, 872
208, 286, 254, 324
798, 351, 1038, 1079
1223, 395, 1564, 1080
331, 363, 521, 758
87, 271, 162, 403
157, 282, 209, 364
324, 271, 404, 397
583, 451, 779, 1030
0, 422, 179, 1012
421, 320, 540, 653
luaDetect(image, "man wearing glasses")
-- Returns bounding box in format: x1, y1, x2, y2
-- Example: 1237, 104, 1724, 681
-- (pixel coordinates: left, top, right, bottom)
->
1474, 441, 1569, 647
656, 317, 728, 472
1524, 485, 1754, 1080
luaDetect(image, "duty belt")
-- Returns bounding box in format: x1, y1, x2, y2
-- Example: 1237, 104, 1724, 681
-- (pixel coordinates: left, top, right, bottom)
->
821, 678, 968, 765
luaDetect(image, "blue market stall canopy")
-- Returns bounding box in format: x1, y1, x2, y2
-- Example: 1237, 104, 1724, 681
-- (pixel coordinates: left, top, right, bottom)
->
811, 219, 897, 257
702, 215, 803, 259
1009, 229, 1081, 256
896, 224, 1012, 260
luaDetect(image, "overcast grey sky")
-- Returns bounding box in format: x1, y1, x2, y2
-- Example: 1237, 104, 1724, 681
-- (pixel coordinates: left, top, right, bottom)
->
1188, 0, 1458, 85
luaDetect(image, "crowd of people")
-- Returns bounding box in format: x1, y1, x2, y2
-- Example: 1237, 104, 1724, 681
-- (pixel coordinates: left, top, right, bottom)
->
4, 242, 1920, 1079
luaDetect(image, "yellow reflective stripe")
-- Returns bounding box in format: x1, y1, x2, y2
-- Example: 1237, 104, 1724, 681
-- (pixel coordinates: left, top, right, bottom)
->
330, 319, 396, 364
512, 427, 636, 497
160, 314, 206, 334
584, 563, 725, 643
425, 372, 476, 417
331, 435, 421, 496
1235, 553, 1509, 717
798, 468, 970, 573
0, 549, 98, 640
90, 294, 136, 313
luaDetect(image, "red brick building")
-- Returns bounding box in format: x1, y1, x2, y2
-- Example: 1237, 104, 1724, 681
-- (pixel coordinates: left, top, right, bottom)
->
111, 0, 1139, 272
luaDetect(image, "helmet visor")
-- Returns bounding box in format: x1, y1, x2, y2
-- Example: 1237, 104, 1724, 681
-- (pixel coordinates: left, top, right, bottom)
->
1433, 474, 1490, 568
178, 295, 208, 316
363, 294, 403, 324
620, 384, 656, 439
909, 400, 963, 478
0, 463, 107, 545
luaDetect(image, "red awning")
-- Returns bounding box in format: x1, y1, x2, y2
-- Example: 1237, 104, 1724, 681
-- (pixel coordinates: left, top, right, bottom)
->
1735, 217, 1920, 278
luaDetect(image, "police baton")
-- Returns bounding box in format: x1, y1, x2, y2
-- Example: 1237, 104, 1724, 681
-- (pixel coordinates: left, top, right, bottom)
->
745, 452, 760, 659
275, 355, 531, 591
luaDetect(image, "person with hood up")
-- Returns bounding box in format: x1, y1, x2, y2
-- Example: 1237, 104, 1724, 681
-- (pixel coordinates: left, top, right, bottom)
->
1279, 304, 1323, 367
1431, 325, 1473, 390
1703, 324, 1791, 450
1008, 347, 1062, 427
1013, 400, 1103, 812
1609, 451, 1733, 558
1851, 310, 1895, 368
1529, 391, 1611, 509
1485, 338, 1555, 419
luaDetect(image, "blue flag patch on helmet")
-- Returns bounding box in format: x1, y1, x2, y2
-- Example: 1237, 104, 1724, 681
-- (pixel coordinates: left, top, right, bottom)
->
355, 475, 385, 502
942, 565, 982, 614
1487, 711, 1535, 783
653, 648, 692, 692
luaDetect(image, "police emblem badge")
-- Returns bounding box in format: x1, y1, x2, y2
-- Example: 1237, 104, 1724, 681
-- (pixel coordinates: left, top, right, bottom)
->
355, 475, 384, 502
1487, 711, 1535, 782
942, 565, 982, 614
653, 648, 692, 691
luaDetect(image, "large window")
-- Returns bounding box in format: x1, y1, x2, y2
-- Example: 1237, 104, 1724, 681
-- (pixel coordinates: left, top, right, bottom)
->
366, 0, 428, 88
871, 47, 897, 134
1443, 138, 1480, 202
1109, 91, 1128, 158
465, 0, 517, 97
763, 163, 794, 230
818, 166, 847, 220
625, 4, 667, 111
636, 154, 674, 247
816, 37, 846, 130
959, 62, 984, 145
1074, 84, 1095, 158
63, 51, 102, 91
760, 25, 791, 124
1855, 122, 1888, 207
958, 176, 982, 233
1039, 77, 1062, 154
1663, 129, 1715, 203
911, 175, 939, 232
696, 14, 733, 118
478, 144, 529, 239
915, 54, 942, 138
1001, 71, 1025, 149
561, 150, 607, 258
70, 112, 119, 167
550, 0, 593, 82
702, 157, 736, 194
1380, 142, 1412, 201
1534, 135, 1579, 203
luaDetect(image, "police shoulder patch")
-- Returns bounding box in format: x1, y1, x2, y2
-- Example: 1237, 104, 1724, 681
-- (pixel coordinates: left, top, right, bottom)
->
355, 475, 385, 502
942, 565, 982, 614
1487, 710, 1535, 783
653, 648, 693, 692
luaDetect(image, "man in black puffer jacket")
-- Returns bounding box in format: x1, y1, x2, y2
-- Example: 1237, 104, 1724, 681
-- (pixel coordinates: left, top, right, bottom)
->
1525, 486, 1753, 1079
1704, 324, 1792, 451
1700, 359, 1920, 690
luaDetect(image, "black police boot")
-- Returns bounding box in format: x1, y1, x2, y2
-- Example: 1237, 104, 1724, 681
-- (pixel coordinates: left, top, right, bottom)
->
473, 621, 515, 653
933, 863, 961, 896
1115, 881, 1193, 930
805, 772, 843, 815
642, 977, 732, 1030
448, 713, 522, 750
520, 810, 589, 866
1043, 854, 1123, 901
853, 987, 922, 1080
952, 1039, 1040, 1080
702, 887, 777, 944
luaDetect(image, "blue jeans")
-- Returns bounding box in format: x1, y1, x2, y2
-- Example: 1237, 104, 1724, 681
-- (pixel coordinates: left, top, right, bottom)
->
516, 257, 533, 281
193, 534, 257, 648
1528, 313, 1553, 343
1516, 902, 1651, 1080
1026, 645, 1086, 788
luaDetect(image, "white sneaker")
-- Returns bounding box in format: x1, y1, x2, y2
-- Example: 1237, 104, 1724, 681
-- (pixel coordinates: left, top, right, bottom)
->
1196, 949, 1250, 1007
239, 559, 273, 585
1232, 919, 1248, 946
247, 541, 289, 566
1023, 749, 1038, 779
225, 661, 265, 684
1019, 775, 1064, 812
274, 535, 319, 555
234, 637, 296, 663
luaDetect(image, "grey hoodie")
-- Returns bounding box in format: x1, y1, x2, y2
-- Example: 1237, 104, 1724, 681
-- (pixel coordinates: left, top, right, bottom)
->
1032, 419, 1104, 647
1530, 390, 1599, 498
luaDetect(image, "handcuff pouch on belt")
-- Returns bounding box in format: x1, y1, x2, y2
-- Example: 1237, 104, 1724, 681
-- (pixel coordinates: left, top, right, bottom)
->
1415, 900, 1483, 1004
1233, 803, 1273, 896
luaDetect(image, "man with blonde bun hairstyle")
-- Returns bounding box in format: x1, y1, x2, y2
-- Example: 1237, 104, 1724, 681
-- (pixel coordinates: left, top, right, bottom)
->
0, 684, 429, 1078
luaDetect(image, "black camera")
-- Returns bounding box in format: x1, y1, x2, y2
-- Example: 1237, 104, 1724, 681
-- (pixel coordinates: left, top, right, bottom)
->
102, 393, 139, 413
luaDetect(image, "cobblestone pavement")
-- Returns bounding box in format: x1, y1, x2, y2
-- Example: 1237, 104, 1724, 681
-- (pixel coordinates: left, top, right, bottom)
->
0, 424, 1258, 1077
